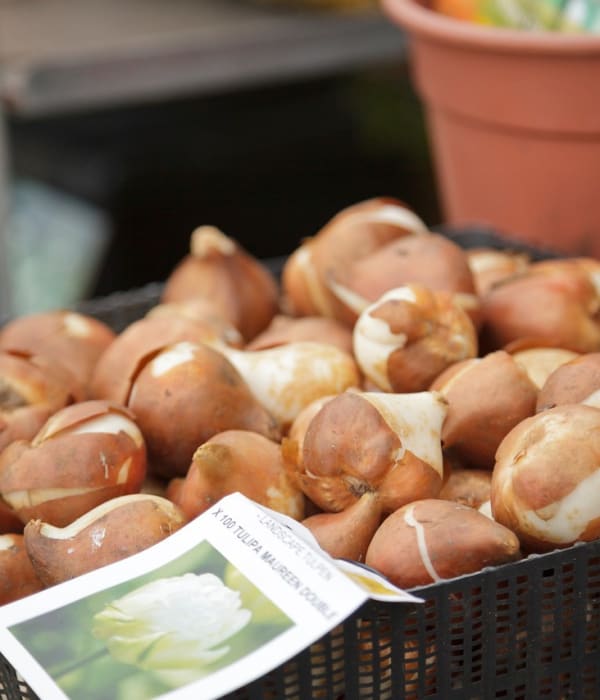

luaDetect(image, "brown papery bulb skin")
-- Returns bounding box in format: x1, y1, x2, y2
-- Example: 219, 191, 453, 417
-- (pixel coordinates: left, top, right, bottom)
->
89, 314, 238, 404
293, 390, 447, 514
0, 350, 83, 454
480, 261, 600, 354
281, 197, 427, 324
536, 352, 600, 412
353, 285, 477, 393
0, 310, 116, 393
466, 247, 530, 297
439, 468, 492, 510
301, 491, 383, 562
0, 498, 23, 534
365, 499, 521, 589
0, 534, 45, 604
0, 400, 147, 527
161, 226, 279, 342
246, 315, 353, 356
127, 342, 279, 478
146, 298, 244, 348
431, 350, 538, 469
23, 494, 187, 586
287, 394, 337, 449
510, 346, 579, 391
491, 404, 600, 553
177, 430, 304, 520
347, 232, 477, 307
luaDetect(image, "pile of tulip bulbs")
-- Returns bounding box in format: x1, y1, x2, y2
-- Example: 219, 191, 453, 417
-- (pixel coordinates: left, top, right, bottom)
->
2, 196, 600, 604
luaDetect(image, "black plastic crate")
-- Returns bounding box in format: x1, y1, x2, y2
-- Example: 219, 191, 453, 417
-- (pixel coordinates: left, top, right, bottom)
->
2, 227, 598, 699
3, 539, 600, 699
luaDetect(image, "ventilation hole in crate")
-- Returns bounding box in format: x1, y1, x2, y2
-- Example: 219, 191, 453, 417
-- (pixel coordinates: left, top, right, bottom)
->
539, 676, 556, 696
283, 676, 300, 698
307, 625, 346, 700
402, 635, 438, 699
585, 575, 600, 640
495, 605, 514, 676
581, 666, 598, 697
584, 597, 600, 654
513, 685, 528, 699
356, 616, 393, 700
558, 672, 573, 695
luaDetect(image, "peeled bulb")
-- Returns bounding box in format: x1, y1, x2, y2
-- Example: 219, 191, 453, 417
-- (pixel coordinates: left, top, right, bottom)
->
353, 284, 477, 392
207, 340, 360, 429
491, 404, 600, 552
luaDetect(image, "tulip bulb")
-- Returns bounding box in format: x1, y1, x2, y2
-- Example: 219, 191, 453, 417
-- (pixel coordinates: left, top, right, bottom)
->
146, 298, 244, 348
301, 491, 382, 562
365, 499, 521, 589
291, 389, 447, 513
536, 352, 600, 412
439, 468, 492, 510
281, 197, 426, 324
89, 314, 240, 404
24, 494, 186, 586
127, 341, 279, 477
0, 310, 116, 392
177, 430, 304, 520
161, 226, 279, 341
246, 314, 353, 356
353, 284, 477, 392
339, 233, 478, 326
480, 260, 600, 354
491, 404, 600, 552
0, 534, 45, 604
466, 247, 529, 297
0, 400, 147, 527
511, 346, 579, 390
0, 350, 83, 454
431, 350, 538, 469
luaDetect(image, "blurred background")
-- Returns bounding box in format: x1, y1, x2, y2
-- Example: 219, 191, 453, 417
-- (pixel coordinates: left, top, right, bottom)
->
0, 0, 440, 318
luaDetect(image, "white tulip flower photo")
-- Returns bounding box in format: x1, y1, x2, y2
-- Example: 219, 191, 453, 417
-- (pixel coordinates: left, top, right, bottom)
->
7, 541, 293, 699
1, 493, 400, 700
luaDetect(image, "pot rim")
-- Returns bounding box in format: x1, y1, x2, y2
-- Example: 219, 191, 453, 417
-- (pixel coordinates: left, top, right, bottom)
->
381, 0, 600, 54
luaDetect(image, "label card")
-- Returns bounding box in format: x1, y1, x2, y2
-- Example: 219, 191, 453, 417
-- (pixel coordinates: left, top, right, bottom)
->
0, 493, 421, 700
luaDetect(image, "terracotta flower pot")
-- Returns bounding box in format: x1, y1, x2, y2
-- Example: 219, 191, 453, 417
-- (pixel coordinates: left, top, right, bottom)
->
381, 0, 600, 256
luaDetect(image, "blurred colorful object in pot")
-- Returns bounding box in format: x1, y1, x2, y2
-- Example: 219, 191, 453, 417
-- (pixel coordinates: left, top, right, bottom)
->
431, 0, 600, 31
